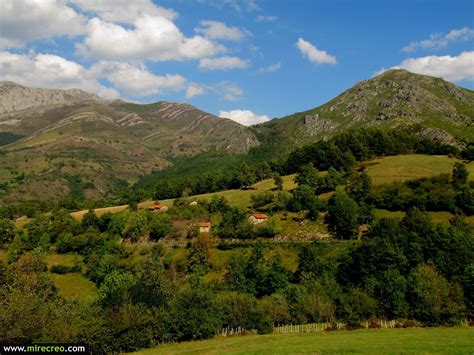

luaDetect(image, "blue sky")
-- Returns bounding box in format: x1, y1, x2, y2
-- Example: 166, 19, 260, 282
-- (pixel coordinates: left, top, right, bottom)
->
1, 0, 473, 125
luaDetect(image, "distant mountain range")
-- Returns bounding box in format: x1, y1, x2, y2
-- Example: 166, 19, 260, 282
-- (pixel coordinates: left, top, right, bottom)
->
1, 69, 473, 202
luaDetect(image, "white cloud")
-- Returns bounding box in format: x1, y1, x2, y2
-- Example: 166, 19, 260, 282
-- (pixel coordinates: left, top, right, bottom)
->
219, 109, 270, 126
70, 0, 177, 24
402, 27, 474, 52
247, 0, 261, 12
0, 0, 85, 48
379, 51, 474, 82
79, 15, 224, 62
255, 15, 278, 23
199, 56, 249, 70
210, 82, 244, 101
92, 61, 186, 96
186, 83, 205, 98
0, 51, 119, 99
196, 20, 249, 41
259, 62, 281, 73
296, 37, 337, 64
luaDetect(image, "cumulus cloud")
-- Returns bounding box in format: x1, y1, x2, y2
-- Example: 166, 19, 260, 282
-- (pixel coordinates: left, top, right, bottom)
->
0, 51, 119, 99
378, 51, 474, 82
195, 20, 249, 41
186, 83, 205, 98
199, 56, 249, 70
296, 37, 337, 64
255, 15, 278, 23
219, 109, 270, 126
78, 15, 224, 62
92, 61, 186, 96
402, 27, 474, 52
71, 0, 177, 24
0, 0, 85, 48
259, 62, 281, 73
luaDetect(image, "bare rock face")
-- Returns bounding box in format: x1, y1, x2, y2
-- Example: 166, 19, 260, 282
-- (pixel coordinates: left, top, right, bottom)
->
0, 81, 105, 117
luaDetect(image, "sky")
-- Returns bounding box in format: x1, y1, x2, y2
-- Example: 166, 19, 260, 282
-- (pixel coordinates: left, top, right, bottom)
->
0, 0, 473, 126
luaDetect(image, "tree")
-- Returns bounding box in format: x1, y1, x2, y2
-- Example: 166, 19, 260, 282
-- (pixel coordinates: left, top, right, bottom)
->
123, 212, 147, 242
294, 163, 319, 188
375, 269, 408, 318
295, 241, 324, 282
0, 218, 15, 246
327, 189, 359, 239
288, 184, 316, 212
273, 173, 283, 191
456, 186, 474, 215
346, 170, 372, 203
237, 163, 256, 189
148, 214, 171, 240
452, 162, 468, 186
169, 280, 222, 341
99, 271, 137, 309
82, 208, 98, 229
408, 263, 464, 325
274, 191, 291, 211
340, 288, 377, 324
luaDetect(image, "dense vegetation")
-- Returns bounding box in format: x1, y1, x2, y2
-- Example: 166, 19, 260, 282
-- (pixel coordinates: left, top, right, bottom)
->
1, 154, 473, 353
133, 127, 463, 201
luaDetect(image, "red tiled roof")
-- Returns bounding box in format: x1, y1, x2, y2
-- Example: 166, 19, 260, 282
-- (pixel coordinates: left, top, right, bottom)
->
149, 204, 164, 209
253, 213, 268, 219
199, 221, 211, 227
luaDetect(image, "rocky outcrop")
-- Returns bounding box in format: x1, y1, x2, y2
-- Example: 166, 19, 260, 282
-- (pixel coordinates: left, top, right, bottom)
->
0, 81, 105, 117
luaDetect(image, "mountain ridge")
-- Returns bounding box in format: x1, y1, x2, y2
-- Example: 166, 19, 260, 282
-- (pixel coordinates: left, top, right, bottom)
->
252, 69, 474, 154
1, 69, 473, 202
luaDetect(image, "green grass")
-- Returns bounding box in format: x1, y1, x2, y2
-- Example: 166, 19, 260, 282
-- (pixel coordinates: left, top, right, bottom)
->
50, 273, 98, 302
45, 253, 82, 269
364, 154, 471, 185
375, 209, 474, 226
158, 174, 298, 209
133, 327, 474, 354
0, 249, 7, 263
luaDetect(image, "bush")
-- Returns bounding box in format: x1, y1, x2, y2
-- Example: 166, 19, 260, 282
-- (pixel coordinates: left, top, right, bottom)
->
50, 264, 81, 274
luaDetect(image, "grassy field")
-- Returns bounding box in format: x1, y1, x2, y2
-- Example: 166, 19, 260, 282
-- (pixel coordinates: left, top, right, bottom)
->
375, 209, 474, 225
50, 273, 98, 302
45, 252, 82, 268
364, 154, 474, 185
133, 327, 474, 354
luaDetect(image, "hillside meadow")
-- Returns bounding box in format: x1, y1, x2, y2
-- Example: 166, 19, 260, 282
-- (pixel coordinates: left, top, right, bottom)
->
69, 154, 472, 220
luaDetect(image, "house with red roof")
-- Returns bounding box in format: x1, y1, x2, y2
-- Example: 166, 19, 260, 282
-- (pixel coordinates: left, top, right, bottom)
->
148, 204, 168, 212
198, 221, 211, 233
249, 213, 268, 224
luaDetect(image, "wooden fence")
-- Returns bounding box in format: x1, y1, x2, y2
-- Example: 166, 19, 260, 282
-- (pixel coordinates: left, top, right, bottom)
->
219, 319, 470, 337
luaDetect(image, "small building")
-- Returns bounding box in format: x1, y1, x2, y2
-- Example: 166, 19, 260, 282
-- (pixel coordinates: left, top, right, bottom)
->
189, 201, 198, 206
148, 204, 168, 212
199, 221, 211, 233
249, 213, 268, 225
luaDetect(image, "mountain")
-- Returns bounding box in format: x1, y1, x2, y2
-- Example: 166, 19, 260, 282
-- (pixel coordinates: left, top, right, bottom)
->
1, 70, 473, 202
252, 69, 474, 154
0, 82, 258, 202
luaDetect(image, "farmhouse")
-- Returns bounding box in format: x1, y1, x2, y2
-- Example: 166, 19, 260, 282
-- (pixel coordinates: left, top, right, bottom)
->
249, 213, 268, 224
148, 204, 168, 212
198, 221, 211, 233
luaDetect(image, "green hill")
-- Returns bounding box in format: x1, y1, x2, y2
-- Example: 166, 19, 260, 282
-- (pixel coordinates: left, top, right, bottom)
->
252, 69, 474, 155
